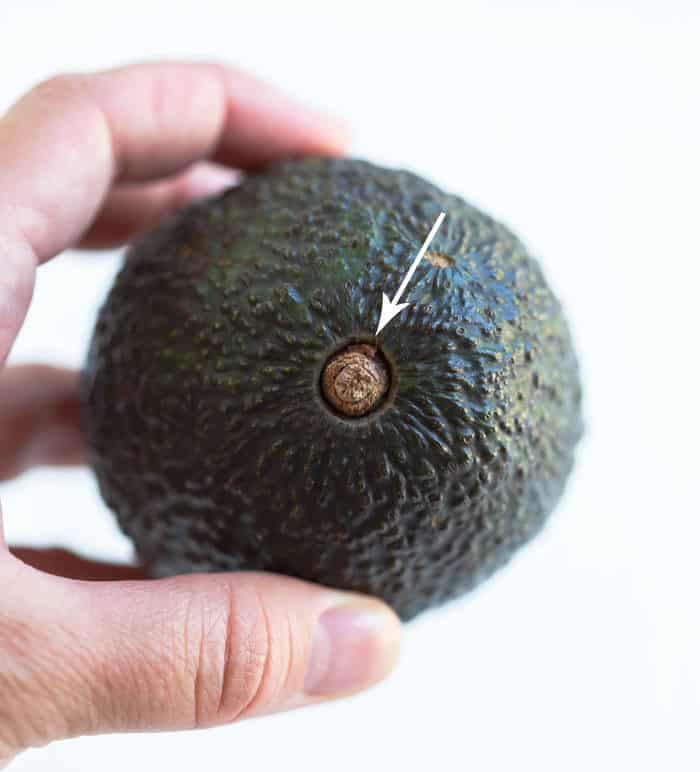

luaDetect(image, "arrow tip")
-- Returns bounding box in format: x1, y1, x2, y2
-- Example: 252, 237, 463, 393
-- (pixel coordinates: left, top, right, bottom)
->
375, 292, 409, 336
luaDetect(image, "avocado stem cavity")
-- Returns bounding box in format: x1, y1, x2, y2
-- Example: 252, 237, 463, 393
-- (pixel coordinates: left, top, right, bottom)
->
321, 343, 390, 418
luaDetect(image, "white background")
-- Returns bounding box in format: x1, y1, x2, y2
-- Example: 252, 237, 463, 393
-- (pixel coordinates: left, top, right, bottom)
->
1, 0, 699, 769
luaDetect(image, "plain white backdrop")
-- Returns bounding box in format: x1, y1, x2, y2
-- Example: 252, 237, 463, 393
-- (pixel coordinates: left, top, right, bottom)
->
1, 1, 699, 769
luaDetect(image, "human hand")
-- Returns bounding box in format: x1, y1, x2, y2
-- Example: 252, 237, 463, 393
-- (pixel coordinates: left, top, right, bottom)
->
0, 62, 401, 766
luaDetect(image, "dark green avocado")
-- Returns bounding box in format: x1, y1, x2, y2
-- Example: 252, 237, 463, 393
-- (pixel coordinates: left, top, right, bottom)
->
82, 157, 583, 620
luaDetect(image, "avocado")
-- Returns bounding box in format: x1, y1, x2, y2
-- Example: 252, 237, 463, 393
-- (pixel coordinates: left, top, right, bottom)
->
82, 157, 582, 620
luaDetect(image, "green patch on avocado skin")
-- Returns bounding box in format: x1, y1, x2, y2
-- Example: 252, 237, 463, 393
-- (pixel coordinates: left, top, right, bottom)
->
82, 157, 583, 621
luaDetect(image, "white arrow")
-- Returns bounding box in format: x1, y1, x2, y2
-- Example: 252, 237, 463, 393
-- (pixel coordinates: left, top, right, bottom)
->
375, 211, 446, 335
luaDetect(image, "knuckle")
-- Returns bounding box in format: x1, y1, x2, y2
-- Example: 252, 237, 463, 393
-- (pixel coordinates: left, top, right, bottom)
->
190, 581, 291, 727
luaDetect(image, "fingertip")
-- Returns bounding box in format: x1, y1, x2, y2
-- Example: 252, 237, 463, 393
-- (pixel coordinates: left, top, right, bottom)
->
0, 366, 85, 481
301, 111, 352, 156
212, 63, 352, 168
272, 102, 352, 159
305, 597, 402, 698
22, 422, 85, 469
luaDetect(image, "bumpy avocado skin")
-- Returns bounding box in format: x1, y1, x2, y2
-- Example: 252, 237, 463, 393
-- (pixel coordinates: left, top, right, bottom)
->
82, 158, 582, 620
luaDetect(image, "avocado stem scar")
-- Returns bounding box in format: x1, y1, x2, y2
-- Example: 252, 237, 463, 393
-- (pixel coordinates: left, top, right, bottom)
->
321, 343, 390, 417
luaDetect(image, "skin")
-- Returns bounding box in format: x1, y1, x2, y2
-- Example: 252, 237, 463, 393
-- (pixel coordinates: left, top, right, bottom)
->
0, 61, 401, 767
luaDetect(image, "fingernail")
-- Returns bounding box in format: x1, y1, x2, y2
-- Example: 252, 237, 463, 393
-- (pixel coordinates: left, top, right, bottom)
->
185, 165, 241, 198
305, 601, 401, 697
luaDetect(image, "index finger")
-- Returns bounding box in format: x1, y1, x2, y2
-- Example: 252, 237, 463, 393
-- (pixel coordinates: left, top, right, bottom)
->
0, 60, 348, 363
0, 61, 348, 263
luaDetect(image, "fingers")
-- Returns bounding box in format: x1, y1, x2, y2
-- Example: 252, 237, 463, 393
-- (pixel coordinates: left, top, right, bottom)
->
0, 62, 348, 364
0, 61, 348, 265
0, 366, 84, 482
78, 162, 239, 250
0, 563, 401, 754
9, 548, 148, 581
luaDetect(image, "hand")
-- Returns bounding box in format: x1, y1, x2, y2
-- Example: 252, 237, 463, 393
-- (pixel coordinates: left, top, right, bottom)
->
0, 62, 401, 766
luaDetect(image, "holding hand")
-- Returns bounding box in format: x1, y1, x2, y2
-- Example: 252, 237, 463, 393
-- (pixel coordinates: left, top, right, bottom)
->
0, 61, 400, 767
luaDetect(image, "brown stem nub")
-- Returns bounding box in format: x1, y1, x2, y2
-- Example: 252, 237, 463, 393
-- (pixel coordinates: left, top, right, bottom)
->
321, 343, 390, 417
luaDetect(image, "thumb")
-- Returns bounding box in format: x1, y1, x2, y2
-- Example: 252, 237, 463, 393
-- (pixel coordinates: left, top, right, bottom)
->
0, 559, 401, 751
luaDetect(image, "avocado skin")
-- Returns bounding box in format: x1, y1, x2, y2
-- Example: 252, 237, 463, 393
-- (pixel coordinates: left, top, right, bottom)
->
82, 157, 582, 620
